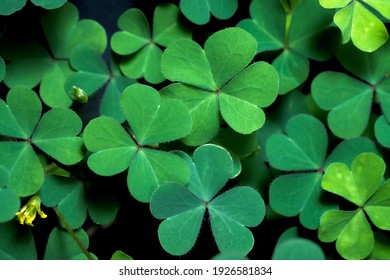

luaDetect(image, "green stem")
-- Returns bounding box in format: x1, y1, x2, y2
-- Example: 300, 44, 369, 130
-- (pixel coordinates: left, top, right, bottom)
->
53, 207, 94, 260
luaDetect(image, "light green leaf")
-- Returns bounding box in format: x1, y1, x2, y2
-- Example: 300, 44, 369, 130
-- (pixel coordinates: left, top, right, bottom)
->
31, 0, 67, 9
311, 71, 373, 139
32, 108, 84, 165
363, 0, 390, 19
0, 142, 44, 197
365, 180, 390, 230
319, 209, 374, 259
322, 153, 385, 207
111, 250, 133, 260
267, 114, 327, 171
320, 0, 351, 9
120, 84, 192, 145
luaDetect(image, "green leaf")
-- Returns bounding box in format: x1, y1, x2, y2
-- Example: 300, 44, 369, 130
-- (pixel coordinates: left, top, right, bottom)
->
153, 3, 192, 47
0, 56, 5, 82
377, 77, 390, 121
100, 74, 135, 124
87, 192, 119, 225
311, 71, 373, 139
39, 62, 74, 108
185, 144, 233, 201
368, 232, 390, 260
0, 222, 36, 260
32, 108, 84, 165
209, 187, 265, 255
41, 2, 107, 58
0, 142, 44, 197
320, 0, 352, 9
0, 189, 20, 223
272, 50, 309, 94
269, 173, 335, 229
322, 153, 385, 207
267, 114, 327, 171
161, 39, 215, 90
161, 28, 278, 140
40, 175, 87, 229
65, 45, 110, 96
365, 180, 390, 230
0, 0, 26, 16
84, 116, 137, 176
0, 86, 42, 139
318, 209, 374, 259
111, 250, 133, 260
120, 84, 192, 145
334, 1, 388, 52
150, 145, 265, 256
31, 0, 67, 9
375, 116, 390, 148
44, 227, 90, 260
272, 238, 325, 260
179, 0, 238, 25
337, 41, 390, 85
363, 0, 390, 19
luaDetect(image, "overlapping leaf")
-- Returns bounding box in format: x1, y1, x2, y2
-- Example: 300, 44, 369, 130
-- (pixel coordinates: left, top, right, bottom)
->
320, 0, 390, 52
319, 153, 390, 259
179, 0, 238, 25
0, 222, 37, 259
238, 0, 337, 94
161, 27, 278, 145
312, 42, 390, 141
150, 144, 265, 256
39, 175, 119, 229
83, 84, 192, 202
267, 114, 379, 229
0, 87, 84, 197
0, 189, 20, 223
0, 2, 106, 108
111, 3, 191, 84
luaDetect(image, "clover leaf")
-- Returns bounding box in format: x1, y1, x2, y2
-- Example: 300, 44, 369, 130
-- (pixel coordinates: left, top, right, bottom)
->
0, 222, 37, 259
150, 144, 265, 256
267, 114, 379, 229
179, 0, 238, 25
0, 0, 67, 16
83, 84, 192, 202
272, 227, 325, 260
0, 86, 85, 197
111, 3, 191, 84
0, 189, 20, 223
161, 27, 278, 145
39, 175, 119, 229
319, 152, 390, 259
238, 0, 337, 94
0, 2, 106, 108
44, 227, 94, 260
312, 41, 390, 140
375, 116, 390, 148
320, 0, 390, 52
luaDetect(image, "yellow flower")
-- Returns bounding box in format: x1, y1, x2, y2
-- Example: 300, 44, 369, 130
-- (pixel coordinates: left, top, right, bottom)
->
16, 195, 47, 226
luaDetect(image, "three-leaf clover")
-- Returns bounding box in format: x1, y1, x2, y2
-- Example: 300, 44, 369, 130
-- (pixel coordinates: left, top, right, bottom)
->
0, 3, 107, 108
161, 27, 279, 146
238, 0, 337, 94
320, 0, 390, 52
266, 114, 379, 229
319, 152, 390, 260
83, 84, 192, 202
0, 86, 85, 197
111, 3, 192, 84
150, 144, 265, 256
179, 0, 238, 25
312, 41, 390, 141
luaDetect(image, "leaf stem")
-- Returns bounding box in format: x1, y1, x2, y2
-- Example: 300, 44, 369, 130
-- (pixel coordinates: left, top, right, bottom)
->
53, 207, 94, 260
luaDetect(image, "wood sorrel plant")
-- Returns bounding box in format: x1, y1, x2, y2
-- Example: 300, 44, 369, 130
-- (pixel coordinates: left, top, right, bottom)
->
0, 0, 389, 260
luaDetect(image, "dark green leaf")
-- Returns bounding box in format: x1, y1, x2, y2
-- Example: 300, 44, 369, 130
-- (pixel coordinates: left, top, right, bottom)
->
0, 189, 20, 223
0, 222, 36, 260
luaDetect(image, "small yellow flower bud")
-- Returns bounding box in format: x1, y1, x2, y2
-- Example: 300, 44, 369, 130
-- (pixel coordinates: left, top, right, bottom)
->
70, 86, 88, 103
16, 195, 47, 227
